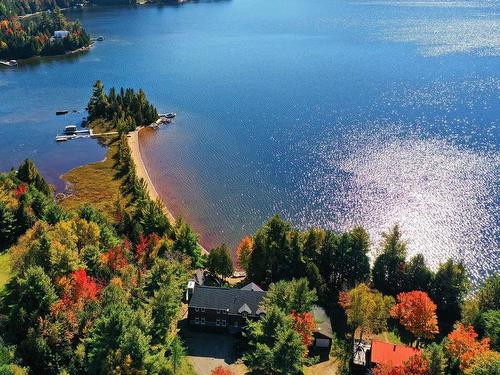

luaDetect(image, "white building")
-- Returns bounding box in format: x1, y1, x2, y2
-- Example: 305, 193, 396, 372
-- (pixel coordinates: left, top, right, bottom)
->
54, 30, 70, 39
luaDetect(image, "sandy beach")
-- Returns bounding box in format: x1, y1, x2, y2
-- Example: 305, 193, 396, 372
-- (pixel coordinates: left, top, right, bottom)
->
127, 128, 176, 224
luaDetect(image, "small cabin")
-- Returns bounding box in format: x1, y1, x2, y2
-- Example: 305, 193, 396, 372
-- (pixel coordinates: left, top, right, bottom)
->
311, 305, 333, 349
54, 30, 70, 39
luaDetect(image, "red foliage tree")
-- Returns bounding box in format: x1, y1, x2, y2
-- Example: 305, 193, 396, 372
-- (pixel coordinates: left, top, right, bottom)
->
290, 310, 316, 350
71, 268, 99, 303
447, 324, 491, 371
236, 235, 253, 271
210, 366, 235, 375
390, 291, 438, 342
102, 244, 129, 271
15, 183, 27, 198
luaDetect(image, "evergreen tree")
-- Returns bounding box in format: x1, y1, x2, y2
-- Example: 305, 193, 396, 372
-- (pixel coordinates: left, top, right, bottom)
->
206, 244, 234, 281
0, 201, 16, 249
244, 307, 307, 375
431, 259, 469, 334
372, 225, 408, 296
17, 159, 51, 196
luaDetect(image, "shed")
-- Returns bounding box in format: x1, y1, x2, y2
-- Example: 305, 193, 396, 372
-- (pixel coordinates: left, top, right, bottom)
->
311, 305, 333, 348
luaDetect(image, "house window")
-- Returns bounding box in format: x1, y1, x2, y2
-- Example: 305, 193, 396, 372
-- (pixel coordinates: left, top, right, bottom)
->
195, 307, 199, 312
201, 308, 205, 312
201, 317, 205, 325
242, 312, 248, 318
195, 317, 199, 324
222, 310, 227, 314
234, 321, 238, 327
217, 309, 221, 314
222, 319, 227, 326
216, 319, 221, 326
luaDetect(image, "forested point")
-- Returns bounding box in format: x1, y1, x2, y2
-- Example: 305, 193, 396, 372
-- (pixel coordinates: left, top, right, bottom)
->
87, 80, 159, 134
0, 9, 90, 60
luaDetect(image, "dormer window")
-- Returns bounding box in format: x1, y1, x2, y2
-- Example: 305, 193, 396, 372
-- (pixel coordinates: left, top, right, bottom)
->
242, 311, 248, 318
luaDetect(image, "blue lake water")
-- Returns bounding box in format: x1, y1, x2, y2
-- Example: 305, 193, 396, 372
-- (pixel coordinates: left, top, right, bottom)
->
0, 0, 498, 282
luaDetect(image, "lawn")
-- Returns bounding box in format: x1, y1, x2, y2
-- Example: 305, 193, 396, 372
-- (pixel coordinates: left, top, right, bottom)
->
60, 144, 126, 222
0, 250, 12, 292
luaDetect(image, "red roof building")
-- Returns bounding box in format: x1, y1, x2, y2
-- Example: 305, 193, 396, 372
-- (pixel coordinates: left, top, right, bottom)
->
370, 340, 421, 367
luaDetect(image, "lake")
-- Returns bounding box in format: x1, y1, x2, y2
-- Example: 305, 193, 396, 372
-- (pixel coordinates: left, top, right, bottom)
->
0, 0, 498, 283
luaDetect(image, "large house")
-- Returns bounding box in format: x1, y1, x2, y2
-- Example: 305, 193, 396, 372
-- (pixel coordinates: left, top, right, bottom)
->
187, 282, 266, 333
186, 280, 334, 350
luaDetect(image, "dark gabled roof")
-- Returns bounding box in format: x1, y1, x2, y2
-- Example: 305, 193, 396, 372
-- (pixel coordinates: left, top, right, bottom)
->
312, 305, 333, 339
240, 282, 264, 292
189, 285, 267, 315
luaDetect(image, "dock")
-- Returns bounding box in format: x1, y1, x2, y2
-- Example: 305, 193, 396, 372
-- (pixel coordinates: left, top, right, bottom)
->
55, 128, 119, 142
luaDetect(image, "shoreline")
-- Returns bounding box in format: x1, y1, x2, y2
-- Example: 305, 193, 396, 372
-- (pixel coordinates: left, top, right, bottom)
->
128, 127, 209, 255
127, 127, 176, 225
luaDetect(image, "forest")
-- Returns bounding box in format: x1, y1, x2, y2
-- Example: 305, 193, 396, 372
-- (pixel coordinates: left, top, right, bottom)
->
0, 9, 90, 60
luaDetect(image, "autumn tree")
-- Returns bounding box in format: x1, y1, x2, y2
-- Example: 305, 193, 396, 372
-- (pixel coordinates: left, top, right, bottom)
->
339, 283, 394, 341
390, 290, 439, 345
291, 310, 316, 350
236, 235, 253, 271
446, 324, 492, 372
211, 366, 235, 375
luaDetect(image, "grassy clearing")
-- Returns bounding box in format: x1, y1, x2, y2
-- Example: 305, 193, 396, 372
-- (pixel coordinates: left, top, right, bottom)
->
60, 143, 126, 222
0, 250, 12, 291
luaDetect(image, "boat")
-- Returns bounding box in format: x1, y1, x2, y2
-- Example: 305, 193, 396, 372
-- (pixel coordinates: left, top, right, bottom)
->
64, 125, 77, 135
55, 135, 69, 142
160, 112, 176, 119
97, 36, 104, 41
0, 60, 17, 67
56, 110, 69, 116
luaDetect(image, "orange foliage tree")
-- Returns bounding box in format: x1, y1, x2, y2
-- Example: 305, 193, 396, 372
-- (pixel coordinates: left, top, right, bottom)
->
236, 235, 253, 271
210, 366, 235, 375
447, 324, 492, 371
290, 310, 316, 350
390, 290, 438, 344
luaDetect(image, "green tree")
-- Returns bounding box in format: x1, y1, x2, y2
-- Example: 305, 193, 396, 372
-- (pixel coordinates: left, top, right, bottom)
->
244, 307, 307, 375
17, 159, 51, 196
206, 244, 234, 281
431, 259, 469, 334
169, 336, 185, 375
372, 225, 408, 296
423, 342, 447, 375
0, 201, 16, 249
319, 228, 370, 304
339, 283, 395, 341
263, 278, 317, 314
173, 222, 204, 268
404, 253, 433, 293
0, 337, 27, 374
87, 80, 109, 121
8, 266, 57, 340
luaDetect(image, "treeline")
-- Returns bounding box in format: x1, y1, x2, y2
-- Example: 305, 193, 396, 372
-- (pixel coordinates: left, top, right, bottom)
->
0, 9, 90, 59
238, 216, 468, 335
0, 0, 80, 19
87, 81, 159, 133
